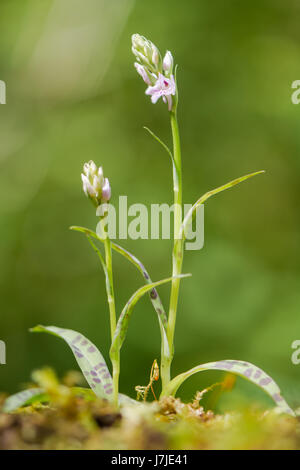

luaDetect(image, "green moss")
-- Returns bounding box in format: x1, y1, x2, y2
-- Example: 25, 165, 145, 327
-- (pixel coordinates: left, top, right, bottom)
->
1, 379, 299, 450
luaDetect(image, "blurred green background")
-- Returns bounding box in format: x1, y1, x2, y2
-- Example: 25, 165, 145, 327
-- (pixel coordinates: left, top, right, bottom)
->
1, 0, 300, 411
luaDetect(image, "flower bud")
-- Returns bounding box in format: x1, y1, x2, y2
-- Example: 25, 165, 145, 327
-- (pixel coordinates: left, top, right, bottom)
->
81, 160, 111, 206
132, 46, 149, 67
132, 34, 146, 52
132, 34, 162, 72
151, 46, 160, 67
101, 177, 111, 202
163, 51, 173, 76
134, 62, 152, 85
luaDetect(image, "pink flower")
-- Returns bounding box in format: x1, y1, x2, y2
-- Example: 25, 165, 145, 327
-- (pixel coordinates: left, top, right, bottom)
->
145, 73, 176, 111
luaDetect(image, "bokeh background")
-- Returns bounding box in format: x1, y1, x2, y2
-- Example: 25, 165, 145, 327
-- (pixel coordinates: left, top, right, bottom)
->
1, 0, 300, 412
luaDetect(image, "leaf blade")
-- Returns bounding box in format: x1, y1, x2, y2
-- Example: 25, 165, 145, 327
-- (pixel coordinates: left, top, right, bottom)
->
143, 126, 180, 195
30, 326, 113, 401
70, 226, 170, 357
108, 242, 171, 359
110, 274, 191, 357
143, 126, 173, 162
181, 171, 265, 239
2, 388, 47, 413
163, 359, 294, 416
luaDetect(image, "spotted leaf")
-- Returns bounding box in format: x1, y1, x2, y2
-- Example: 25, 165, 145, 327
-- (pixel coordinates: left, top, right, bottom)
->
162, 359, 294, 416
2, 388, 47, 413
30, 326, 113, 401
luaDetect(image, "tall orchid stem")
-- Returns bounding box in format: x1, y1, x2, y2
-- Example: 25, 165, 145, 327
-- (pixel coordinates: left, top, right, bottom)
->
99, 217, 119, 407
164, 109, 184, 389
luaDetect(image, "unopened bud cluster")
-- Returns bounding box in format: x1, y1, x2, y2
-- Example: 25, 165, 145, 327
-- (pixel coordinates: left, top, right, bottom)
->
81, 160, 111, 207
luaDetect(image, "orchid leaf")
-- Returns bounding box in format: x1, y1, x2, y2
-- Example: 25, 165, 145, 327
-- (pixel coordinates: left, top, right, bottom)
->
70, 227, 168, 328
30, 326, 113, 401
2, 388, 139, 412
70, 226, 170, 357
85, 235, 112, 299
110, 274, 191, 357
143, 126, 180, 195
107, 241, 170, 358
111, 241, 168, 330
163, 359, 294, 416
180, 171, 265, 239
2, 388, 47, 413
143, 126, 173, 163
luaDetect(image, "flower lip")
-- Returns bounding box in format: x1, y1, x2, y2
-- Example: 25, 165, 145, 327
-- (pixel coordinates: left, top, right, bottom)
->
145, 73, 176, 110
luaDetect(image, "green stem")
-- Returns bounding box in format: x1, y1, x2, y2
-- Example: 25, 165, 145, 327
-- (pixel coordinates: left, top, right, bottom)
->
161, 110, 184, 393
100, 217, 119, 407
112, 357, 120, 406
103, 236, 116, 339
160, 350, 171, 390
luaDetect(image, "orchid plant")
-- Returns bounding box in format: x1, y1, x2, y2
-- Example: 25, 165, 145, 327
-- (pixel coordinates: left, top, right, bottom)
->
3, 34, 295, 416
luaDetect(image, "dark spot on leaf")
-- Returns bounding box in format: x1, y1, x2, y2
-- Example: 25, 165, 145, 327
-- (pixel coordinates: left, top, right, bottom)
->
150, 289, 158, 299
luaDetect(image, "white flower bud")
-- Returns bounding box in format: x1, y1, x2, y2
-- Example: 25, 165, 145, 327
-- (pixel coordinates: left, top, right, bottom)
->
132, 34, 162, 72
83, 160, 97, 176
98, 166, 104, 183
163, 51, 173, 76
152, 46, 160, 67
132, 34, 146, 51
101, 178, 111, 202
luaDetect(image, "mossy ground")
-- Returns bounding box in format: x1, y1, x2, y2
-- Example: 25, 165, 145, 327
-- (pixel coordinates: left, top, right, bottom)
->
1, 385, 299, 450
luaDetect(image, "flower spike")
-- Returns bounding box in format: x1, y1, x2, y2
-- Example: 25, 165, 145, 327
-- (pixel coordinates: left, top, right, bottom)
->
81, 160, 111, 207
132, 34, 176, 111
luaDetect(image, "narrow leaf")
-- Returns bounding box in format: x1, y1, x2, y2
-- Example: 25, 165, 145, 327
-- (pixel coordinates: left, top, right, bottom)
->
181, 171, 265, 239
107, 242, 170, 358
143, 126, 180, 194
163, 359, 294, 416
30, 326, 113, 401
2, 388, 47, 413
143, 127, 173, 162
110, 274, 191, 357
110, 242, 168, 329
85, 235, 112, 299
